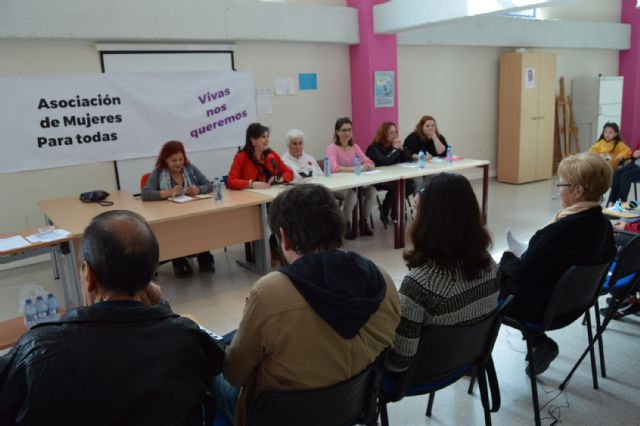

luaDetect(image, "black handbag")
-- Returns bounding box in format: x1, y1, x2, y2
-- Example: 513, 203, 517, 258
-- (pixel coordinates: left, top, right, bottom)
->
79, 190, 114, 206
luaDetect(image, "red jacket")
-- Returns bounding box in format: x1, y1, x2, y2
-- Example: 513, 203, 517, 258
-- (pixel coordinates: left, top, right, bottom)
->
227, 150, 294, 190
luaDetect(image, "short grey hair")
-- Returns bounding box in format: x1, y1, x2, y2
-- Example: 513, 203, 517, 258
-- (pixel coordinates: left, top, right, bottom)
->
286, 129, 305, 146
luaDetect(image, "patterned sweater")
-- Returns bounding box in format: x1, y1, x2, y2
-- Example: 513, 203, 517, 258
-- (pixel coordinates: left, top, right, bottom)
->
385, 259, 499, 372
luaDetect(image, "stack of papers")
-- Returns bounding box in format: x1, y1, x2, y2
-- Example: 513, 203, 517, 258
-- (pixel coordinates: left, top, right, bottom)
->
170, 195, 195, 203
0, 235, 31, 252
26, 228, 71, 243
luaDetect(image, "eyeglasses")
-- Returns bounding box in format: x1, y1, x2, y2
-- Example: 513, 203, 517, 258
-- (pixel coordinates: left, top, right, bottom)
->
339, 128, 352, 133
556, 181, 572, 188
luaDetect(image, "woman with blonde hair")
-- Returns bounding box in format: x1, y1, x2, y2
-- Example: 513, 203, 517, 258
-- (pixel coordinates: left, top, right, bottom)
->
500, 153, 616, 376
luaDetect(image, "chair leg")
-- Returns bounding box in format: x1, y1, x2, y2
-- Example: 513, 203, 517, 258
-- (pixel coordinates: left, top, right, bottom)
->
525, 337, 542, 426
594, 299, 607, 377
379, 400, 389, 426
468, 368, 477, 394
476, 369, 492, 426
584, 310, 599, 390
426, 392, 435, 417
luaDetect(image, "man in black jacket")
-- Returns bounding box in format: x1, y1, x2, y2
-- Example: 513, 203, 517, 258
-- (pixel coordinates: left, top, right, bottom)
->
0, 210, 224, 425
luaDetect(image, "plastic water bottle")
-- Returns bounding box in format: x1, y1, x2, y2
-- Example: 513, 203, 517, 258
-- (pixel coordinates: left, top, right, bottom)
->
418, 150, 426, 169
46, 293, 61, 321
354, 156, 361, 176
23, 299, 37, 329
214, 177, 223, 202
323, 157, 331, 177
446, 146, 453, 164
35, 295, 49, 324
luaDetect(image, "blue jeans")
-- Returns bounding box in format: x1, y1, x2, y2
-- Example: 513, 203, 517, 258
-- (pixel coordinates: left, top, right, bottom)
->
608, 162, 640, 204
213, 373, 241, 425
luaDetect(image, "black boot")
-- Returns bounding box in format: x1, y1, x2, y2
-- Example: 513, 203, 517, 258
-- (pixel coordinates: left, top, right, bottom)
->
172, 257, 193, 278
344, 222, 355, 240
197, 252, 215, 273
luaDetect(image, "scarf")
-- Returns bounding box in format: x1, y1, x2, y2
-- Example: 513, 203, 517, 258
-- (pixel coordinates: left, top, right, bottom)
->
158, 166, 196, 191
551, 201, 600, 223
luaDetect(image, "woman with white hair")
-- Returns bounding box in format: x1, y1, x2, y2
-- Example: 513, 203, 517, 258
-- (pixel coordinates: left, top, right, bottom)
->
281, 129, 323, 182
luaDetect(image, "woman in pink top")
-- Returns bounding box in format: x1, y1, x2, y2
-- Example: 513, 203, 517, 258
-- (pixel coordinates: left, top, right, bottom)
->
326, 117, 377, 239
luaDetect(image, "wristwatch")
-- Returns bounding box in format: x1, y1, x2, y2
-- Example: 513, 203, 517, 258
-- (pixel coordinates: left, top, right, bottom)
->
248, 179, 253, 189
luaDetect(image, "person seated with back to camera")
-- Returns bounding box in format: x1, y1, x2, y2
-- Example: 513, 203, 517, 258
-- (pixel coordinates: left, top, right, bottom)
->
213, 184, 400, 426
588, 122, 631, 173
142, 140, 215, 278
499, 153, 616, 377
0, 210, 225, 425
227, 122, 294, 190
281, 129, 323, 183
326, 117, 377, 239
366, 121, 416, 227
384, 173, 499, 375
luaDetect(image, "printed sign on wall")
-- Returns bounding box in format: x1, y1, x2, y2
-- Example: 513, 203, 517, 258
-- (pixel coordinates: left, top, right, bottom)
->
0, 71, 256, 173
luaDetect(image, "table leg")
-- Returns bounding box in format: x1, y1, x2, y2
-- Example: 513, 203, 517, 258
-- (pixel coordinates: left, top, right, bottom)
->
394, 179, 406, 249
479, 164, 489, 224
56, 240, 83, 308
237, 202, 272, 275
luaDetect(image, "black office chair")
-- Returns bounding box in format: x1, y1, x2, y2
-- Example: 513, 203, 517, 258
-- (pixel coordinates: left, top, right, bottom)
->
561, 234, 640, 388
247, 351, 386, 426
378, 296, 513, 426
503, 262, 611, 426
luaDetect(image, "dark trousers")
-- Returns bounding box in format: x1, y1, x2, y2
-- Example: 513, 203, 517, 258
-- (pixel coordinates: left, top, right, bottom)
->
607, 162, 640, 204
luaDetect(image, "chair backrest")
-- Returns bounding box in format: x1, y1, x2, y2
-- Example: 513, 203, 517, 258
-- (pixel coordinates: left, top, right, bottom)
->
248, 351, 386, 426
140, 172, 151, 192
394, 297, 513, 396
542, 262, 611, 329
609, 234, 640, 286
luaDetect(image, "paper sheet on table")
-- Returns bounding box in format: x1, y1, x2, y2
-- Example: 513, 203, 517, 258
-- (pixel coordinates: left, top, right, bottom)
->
26, 229, 71, 243
399, 163, 418, 168
0, 235, 31, 252
362, 170, 383, 175
170, 195, 195, 203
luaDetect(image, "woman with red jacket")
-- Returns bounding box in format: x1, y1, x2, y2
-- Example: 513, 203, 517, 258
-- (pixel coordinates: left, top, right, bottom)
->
228, 123, 294, 190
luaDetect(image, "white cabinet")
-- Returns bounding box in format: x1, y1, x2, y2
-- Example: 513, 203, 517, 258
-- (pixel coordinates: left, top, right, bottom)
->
572, 76, 623, 148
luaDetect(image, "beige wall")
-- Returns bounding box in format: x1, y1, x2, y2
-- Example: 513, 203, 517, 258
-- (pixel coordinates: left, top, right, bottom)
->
0, 40, 117, 234
397, 45, 620, 175
0, 39, 351, 234
235, 41, 352, 160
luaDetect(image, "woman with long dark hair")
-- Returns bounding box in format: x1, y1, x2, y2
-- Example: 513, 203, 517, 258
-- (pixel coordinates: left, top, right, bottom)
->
385, 173, 499, 373
589, 122, 631, 172
227, 123, 293, 190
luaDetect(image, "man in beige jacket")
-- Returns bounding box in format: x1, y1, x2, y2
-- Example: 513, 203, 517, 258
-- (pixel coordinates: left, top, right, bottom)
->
214, 184, 401, 426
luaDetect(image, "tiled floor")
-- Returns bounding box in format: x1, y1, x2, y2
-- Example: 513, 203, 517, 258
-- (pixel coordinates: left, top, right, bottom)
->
1, 178, 639, 425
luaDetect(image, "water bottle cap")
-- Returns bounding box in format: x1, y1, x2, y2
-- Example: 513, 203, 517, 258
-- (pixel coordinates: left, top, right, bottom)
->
47, 293, 54, 297
36, 295, 44, 300
25, 299, 33, 304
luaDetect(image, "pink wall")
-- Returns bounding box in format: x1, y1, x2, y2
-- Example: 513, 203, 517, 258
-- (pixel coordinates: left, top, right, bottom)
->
347, 0, 398, 151
620, 0, 640, 145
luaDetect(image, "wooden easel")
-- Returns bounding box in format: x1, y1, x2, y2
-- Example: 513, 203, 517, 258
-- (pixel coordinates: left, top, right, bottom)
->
555, 77, 580, 158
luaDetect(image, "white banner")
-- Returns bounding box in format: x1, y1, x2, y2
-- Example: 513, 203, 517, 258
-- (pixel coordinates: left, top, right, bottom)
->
0, 71, 256, 173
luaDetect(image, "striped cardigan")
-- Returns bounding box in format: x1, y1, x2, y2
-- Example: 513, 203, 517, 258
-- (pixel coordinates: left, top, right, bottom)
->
385, 259, 500, 372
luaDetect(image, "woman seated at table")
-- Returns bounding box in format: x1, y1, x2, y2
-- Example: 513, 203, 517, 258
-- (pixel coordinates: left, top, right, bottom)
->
142, 140, 215, 278
384, 173, 499, 374
499, 153, 616, 376
589, 122, 631, 172
326, 117, 377, 239
607, 140, 640, 205
366, 122, 415, 226
228, 123, 294, 190
281, 129, 324, 183
403, 115, 448, 159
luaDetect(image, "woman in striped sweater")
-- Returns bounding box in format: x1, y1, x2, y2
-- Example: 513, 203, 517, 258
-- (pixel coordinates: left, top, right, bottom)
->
385, 173, 499, 373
